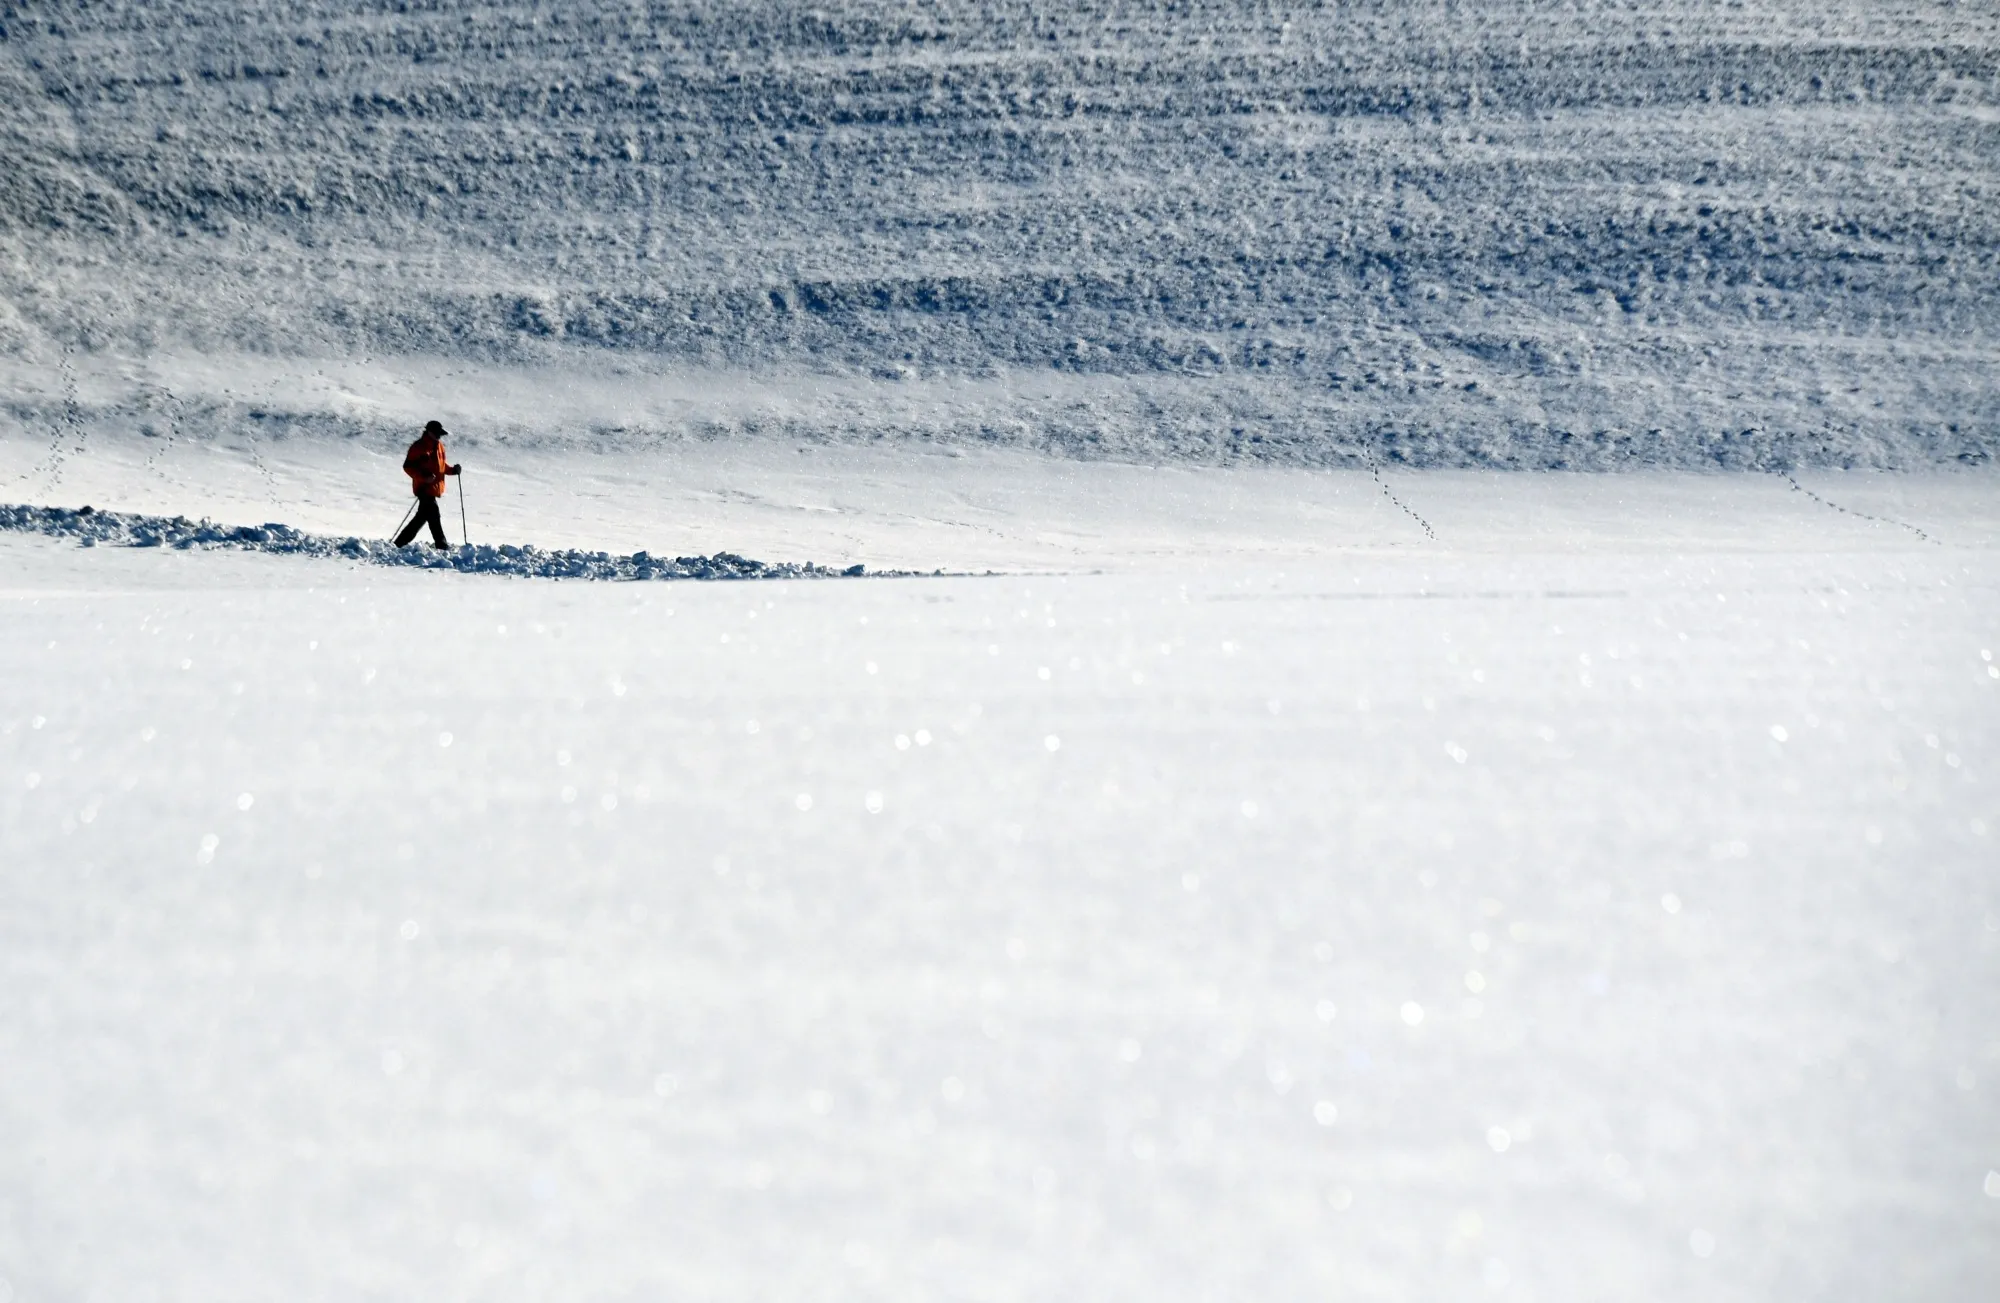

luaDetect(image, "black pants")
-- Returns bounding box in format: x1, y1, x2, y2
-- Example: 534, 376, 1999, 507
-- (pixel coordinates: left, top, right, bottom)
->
395, 494, 449, 548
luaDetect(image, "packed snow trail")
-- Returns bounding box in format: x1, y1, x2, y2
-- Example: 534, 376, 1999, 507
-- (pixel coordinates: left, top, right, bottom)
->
0, 503, 871, 582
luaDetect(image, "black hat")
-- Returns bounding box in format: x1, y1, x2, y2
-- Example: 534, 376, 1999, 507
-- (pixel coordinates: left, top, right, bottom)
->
423, 420, 446, 437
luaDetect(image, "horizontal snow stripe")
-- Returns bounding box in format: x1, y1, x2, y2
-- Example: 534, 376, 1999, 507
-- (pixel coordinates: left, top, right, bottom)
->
0, 504, 874, 582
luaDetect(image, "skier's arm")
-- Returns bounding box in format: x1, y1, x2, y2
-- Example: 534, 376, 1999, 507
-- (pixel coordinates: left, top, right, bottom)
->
448, 463, 461, 475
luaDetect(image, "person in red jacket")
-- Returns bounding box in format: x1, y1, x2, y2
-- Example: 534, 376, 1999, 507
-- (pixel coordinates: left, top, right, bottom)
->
394, 420, 461, 549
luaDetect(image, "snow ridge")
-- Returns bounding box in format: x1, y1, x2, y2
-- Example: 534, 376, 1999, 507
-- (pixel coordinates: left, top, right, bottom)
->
0, 503, 867, 581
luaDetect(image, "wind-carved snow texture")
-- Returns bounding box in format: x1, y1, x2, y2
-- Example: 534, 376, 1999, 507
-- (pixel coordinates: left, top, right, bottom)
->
0, 503, 867, 581
1, 2, 1996, 468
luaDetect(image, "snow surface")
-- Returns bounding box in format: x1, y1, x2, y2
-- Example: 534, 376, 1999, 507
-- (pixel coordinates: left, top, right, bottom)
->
0, 503, 870, 582
4, 2, 2000, 1298
8, 419, 1998, 575
2, 1, 1997, 465
3, 447, 1999, 1301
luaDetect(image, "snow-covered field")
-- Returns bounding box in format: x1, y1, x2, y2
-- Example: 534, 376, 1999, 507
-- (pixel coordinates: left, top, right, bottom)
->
4, 445, 1999, 1301
5, 1, 2000, 1299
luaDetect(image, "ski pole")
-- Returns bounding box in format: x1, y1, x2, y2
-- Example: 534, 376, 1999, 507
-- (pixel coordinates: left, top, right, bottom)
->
457, 471, 469, 547
390, 499, 416, 542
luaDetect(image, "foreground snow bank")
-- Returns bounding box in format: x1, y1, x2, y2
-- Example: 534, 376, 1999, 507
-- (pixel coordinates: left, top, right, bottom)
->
0, 503, 867, 582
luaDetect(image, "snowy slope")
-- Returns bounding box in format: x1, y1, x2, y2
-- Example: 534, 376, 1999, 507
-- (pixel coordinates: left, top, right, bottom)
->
3, 1, 1998, 467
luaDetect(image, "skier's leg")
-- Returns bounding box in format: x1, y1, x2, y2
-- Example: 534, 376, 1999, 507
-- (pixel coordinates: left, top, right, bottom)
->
394, 498, 425, 547
423, 496, 449, 548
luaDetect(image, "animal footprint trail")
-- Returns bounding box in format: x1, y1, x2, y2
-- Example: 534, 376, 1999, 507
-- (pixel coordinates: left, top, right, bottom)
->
1365, 448, 1438, 542
1780, 472, 1940, 545
140, 386, 191, 490
27, 347, 85, 493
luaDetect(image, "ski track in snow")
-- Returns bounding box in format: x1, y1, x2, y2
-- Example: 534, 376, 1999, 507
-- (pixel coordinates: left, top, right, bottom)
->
0, 502, 876, 582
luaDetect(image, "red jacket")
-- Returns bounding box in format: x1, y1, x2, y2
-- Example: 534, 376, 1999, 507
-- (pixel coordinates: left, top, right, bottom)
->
403, 435, 450, 498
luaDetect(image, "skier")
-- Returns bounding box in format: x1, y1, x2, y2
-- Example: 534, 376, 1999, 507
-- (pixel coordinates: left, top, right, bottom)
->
394, 420, 462, 549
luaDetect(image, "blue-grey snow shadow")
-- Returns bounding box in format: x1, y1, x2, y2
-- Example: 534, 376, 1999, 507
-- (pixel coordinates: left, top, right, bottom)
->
0, 505, 871, 581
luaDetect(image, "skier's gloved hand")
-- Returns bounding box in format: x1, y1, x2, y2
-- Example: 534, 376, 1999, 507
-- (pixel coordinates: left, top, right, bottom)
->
448, 464, 462, 474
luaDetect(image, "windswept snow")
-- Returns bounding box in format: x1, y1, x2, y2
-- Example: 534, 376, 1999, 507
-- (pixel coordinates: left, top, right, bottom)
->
2, 1, 1996, 464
